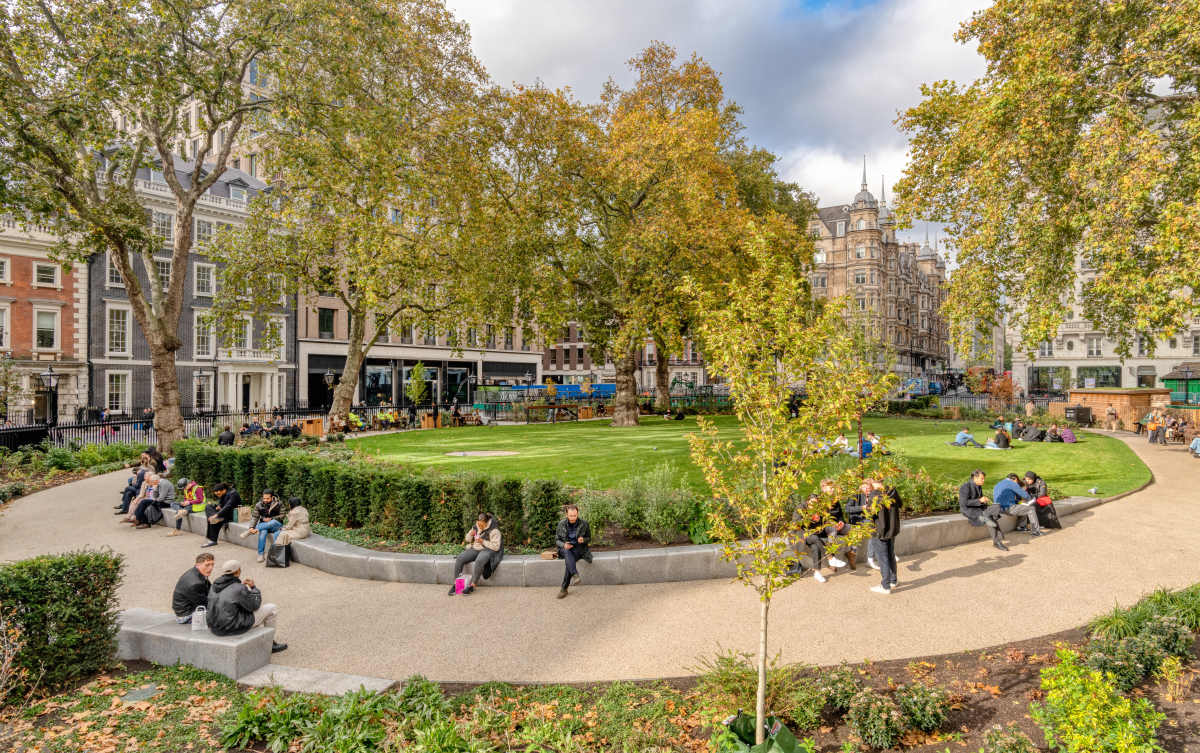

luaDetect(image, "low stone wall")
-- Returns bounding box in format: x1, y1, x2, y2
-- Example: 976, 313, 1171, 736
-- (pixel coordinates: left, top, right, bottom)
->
159, 486, 1142, 586
117, 607, 274, 680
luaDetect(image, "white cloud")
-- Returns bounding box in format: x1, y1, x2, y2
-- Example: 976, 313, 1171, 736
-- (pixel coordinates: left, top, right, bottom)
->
447, 0, 988, 244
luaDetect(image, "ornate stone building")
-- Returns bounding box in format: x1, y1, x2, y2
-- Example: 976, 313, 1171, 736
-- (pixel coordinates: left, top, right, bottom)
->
808, 167, 950, 377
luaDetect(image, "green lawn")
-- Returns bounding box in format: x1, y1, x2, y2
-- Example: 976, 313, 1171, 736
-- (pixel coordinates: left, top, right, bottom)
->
351, 416, 1150, 498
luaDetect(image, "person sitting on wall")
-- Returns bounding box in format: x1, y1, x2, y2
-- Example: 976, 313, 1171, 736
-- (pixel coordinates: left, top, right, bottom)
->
172, 552, 214, 624
959, 469, 1006, 551
274, 498, 310, 546
207, 559, 287, 653
115, 458, 152, 515
202, 482, 240, 548
789, 493, 831, 583
449, 513, 503, 595
239, 423, 253, 437
993, 473, 1042, 537
555, 504, 592, 599
1189, 434, 1200, 457
949, 426, 984, 448
241, 489, 287, 564
985, 427, 1012, 450
217, 425, 236, 446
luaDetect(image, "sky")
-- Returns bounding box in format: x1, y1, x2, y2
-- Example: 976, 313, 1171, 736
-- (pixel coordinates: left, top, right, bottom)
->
445, 0, 991, 246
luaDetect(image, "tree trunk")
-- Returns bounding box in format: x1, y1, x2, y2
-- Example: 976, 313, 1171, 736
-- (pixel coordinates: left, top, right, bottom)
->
612, 349, 640, 427
654, 335, 671, 412
756, 597, 770, 745
328, 311, 368, 425
149, 345, 185, 454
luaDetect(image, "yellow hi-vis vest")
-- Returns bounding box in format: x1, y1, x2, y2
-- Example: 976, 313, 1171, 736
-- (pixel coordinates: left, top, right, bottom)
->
183, 483, 206, 513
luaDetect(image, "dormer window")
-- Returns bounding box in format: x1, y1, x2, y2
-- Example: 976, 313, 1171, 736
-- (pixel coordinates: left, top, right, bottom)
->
230, 186, 247, 203
836, 221, 845, 236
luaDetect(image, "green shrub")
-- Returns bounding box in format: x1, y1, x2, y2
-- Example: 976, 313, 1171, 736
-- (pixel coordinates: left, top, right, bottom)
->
370, 475, 432, 543
687, 501, 713, 544
45, 446, 78, 471
0, 481, 27, 502
0, 550, 123, 698
220, 686, 329, 752
576, 489, 617, 546
979, 723, 1039, 753
409, 718, 488, 752
1085, 634, 1163, 691
1032, 648, 1163, 753
692, 650, 809, 726
87, 461, 127, 475
489, 478, 525, 545
640, 464, 697, 544
613, 475, 649, 535
300, 688, 401, 753
785, 679, 825, 732
895, 682, 949, 733
1141, 614, 1193, 658
397, 675, 451, 725
429, 477, 470, 544
522, 479, 566, 548
820, 663, 860, 712
846, 689, 905, 750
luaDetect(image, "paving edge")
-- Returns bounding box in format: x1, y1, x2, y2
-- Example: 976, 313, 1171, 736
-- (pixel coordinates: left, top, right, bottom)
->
147, 472, 1154, 586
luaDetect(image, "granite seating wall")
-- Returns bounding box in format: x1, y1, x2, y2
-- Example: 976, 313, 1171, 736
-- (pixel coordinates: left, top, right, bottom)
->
158, 494, 1107, 586
117, 607, 274, 680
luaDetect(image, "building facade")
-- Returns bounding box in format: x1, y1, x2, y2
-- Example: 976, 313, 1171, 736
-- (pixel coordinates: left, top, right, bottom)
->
86, 158, 297, 416
0, 218, 89, 422
542, 324, 711, 390
296, 296, 542, 407
1010, 256, 1200, 394
808, 169, 950, 377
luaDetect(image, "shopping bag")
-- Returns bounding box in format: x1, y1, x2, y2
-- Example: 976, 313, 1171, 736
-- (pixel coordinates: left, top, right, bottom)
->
265, 543, 290, 568
1036, 501, 1062, 529
191, 606, 207, 631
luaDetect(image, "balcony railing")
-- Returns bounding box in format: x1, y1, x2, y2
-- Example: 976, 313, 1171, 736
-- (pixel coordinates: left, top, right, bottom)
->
218, 347, 283, 362
135, 178, 248, 211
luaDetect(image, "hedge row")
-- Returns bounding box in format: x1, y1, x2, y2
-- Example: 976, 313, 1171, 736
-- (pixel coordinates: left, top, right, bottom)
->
0, 550, 123, 700
171, 441, 567, 548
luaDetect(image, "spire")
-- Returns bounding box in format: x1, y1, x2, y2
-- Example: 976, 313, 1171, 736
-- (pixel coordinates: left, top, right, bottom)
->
880, 175, 886, 204
861, 155, 867, 189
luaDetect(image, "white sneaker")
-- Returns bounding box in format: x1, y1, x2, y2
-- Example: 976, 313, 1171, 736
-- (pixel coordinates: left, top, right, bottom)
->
870, 585, 891, 595
240, 529, 254, 539
868, 557, 880, 570
828, 557, 846, 568
813, 570, 826, 583
256, 555, 264, 563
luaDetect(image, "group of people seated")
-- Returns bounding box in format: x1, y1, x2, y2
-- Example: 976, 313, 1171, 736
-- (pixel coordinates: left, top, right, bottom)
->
787, 477, 904, 594
950, 419, 1075, 450
823, 431, 888, 458
171, 553, 288, 654
958, 468, 1051, 551
1139, 411, 1191, 446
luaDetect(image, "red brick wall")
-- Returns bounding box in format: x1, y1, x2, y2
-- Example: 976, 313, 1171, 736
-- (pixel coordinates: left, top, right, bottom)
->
1, 254, 77, 359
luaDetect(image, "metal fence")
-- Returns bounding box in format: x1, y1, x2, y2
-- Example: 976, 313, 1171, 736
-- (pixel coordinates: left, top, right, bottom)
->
934, 394, 1062, 413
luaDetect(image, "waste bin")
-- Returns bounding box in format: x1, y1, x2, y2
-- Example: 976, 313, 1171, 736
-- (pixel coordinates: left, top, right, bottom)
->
721, 712, 802, 753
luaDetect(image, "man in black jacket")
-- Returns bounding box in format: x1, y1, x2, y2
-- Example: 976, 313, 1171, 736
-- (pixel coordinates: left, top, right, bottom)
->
203, 483, 240, 548
869, 479, 902, 594
216, 425, 236, 446
959, 469, 1006, 551
554, 504, 592, 599
172, 553, 214, 623
206, 560, 286, 652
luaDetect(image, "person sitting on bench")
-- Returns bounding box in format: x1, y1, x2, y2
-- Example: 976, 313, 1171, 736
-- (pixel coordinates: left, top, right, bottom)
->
993, 473, 1042, 537
450, 513, 503, 595
949, 426, 984, 447
171, 552, 214, 623
555, 504, 592, 599
207, 559, 287, 653
960, 469, 1006, 550
202, 483, 239, 548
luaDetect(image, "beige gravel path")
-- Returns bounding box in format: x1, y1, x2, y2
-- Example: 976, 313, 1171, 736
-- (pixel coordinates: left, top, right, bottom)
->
0, 433, 1195, 684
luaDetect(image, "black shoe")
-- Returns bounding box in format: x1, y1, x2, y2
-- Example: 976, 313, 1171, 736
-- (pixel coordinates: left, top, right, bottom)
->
113, 504, 124, 510
463, 585, 475, 595
557, 588, 568, 599
1030, 530, 1044, 537
271, 642, 288, 653
113, 510, 127, 515
201, 540, 217, 548
448, 585, 456, 596
1015, 525, 1029, 532
994, 540, 1009, 551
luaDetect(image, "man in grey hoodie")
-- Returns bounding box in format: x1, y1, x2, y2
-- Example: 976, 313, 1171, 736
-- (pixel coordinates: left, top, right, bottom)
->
206, 559, 287, 653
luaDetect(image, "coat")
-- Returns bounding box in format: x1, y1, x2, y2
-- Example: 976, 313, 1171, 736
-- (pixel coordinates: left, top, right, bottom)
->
250, 496, 288, 528
555, 518, 593, 562
171, 566, 211, 618
217, 430, 235, 446
872, 488, 902, 540
275, 506, 310, 546
958, 480, 999, 526
463, 516, 504, 579
206, 573, 261, 636
207, 489, 240, 523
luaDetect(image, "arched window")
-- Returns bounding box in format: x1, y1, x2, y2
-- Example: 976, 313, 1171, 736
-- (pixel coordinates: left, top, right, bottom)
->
856, 219, 866, 230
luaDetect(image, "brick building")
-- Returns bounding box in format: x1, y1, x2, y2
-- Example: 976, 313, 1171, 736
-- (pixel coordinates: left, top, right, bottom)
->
0, 217, 89, 421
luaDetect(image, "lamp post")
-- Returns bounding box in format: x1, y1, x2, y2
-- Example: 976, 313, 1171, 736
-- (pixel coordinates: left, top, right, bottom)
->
1182, 366, 1194, 405
39, 365, 59, 426
468, 373, 477, 406
323, 369, 335, 409
524, 369, 533, 386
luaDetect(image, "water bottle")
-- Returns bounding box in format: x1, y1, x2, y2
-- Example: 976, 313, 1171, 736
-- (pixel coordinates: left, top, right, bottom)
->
191, 606, 206, 631
1088, 487, 1099, 495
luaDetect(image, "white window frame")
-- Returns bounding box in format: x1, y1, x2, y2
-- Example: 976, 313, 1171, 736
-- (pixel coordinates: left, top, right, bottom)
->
193, 371, 214, 411
1038, 341, 1054, 358
150, 211, 173, 247
855, 245, 866, 259
813, 250, 826, 264
32, 262, 59, 289
32, 306, 59, 352
153, 257, 172, 293
0, 303, 10, 350
106, 251, 125, 288
835, 221, 845, 236
0, 257, 10, 284
194, 262, 216, 297
856, 219, 865, 230
229, 186, 247, 203
232, 316, 251, 350
105, 302, 132, 357
194, 218, 213, 248
106, 370, 131, 414
273, 316, 286, 359
193, 310, 214, 359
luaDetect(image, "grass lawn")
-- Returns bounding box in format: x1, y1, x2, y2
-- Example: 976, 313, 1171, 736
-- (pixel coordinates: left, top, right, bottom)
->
352, 416, 1150, 498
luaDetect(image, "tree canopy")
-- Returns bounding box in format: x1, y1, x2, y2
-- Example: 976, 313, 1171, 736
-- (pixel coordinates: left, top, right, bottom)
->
894, 0, 1200, 358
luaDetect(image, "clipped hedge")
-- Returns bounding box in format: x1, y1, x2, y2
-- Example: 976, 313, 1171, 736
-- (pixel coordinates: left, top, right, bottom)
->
0, 550, 123, 699
172, 441, 566, 548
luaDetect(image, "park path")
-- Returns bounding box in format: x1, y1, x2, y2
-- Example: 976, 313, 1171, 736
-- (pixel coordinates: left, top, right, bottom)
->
0, 433, 1195, 684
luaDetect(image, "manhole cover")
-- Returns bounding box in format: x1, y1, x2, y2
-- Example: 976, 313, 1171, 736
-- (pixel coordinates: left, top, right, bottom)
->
444, 450, 519, 457
120, 684, 161, 704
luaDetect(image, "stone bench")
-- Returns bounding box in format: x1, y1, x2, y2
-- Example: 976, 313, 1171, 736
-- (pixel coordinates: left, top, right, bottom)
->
117, 607, 274, 680
154, 493, 1114, 586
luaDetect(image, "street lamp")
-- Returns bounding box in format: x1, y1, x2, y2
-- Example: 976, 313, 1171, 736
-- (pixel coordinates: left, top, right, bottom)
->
468, 374, 477, 405
323, 369, 335, 409
524, 369, 533, 386
1182, 366, 1194, 405
39, 365, 58, 426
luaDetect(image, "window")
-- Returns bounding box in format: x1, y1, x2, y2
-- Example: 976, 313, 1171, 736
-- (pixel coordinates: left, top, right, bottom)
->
154, 258, 171, 292
150, 211, 173, 246
1137, 336, 1148, 357
151, 168, 167, 184
195, 219, 213, 247
33, 263, 58, 287
422, 327, 436, 346
853, 270, 866, 285
486, 325, 496, 348
855, 297, 866, 311
318, 308, 335, 339
34, 309, 58, 350
576, 346, 585, 365
833, 221, 844, 236
549, 349, 557, 369
248, 59, 261, 86
194, 373, 213, 410
389, 208, 403, 224
856, 219, 865, 230
1194, 332, 1200, 356
813, 250, 826, 264
106, 372, 129, 413
1038, 341, 1054, 358
274, 317, 286, 359
398, 323, 413, 344
194, 263, 215, 296
232, 318, 250, 350
466, 327, 477, 346
106, 306, 130, 356
870, 270, 877, 285
248, 154, 258, 177
813, 275, 826, 288
855, 245, 865, 259
230, 186, 247, 203
520, 328, 530, 351
1086, 336, 1102, 357
504, 327, 514, 350
0, 258, 8, 283
194, 313, 213, 358
1169, 337, 1178, 349
1065, 340, 1074, 351
106, 252, 125, 287
0, 306, 8, 349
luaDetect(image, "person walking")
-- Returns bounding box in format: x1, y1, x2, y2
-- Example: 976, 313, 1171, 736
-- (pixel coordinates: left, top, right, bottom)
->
171, 553, 214, 624
203, 483, 240, 547
1105, 403, 1119, 431
554, 504, 591, 598
206, 559, 287, 652
869, 478, 902, 594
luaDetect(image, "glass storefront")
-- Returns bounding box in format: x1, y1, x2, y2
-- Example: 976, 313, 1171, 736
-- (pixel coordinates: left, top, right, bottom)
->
1028, 366, 1071, 393
362, 362, 393, 405
1075, 366, 1121, 389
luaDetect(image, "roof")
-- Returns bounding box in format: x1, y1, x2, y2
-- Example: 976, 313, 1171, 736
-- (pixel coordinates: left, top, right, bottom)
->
1162, 362, 1200, 380
160, 154, 268, 191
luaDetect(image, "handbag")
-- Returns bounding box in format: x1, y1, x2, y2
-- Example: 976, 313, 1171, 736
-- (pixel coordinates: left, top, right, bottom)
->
143, 504, 163, 525
1036, 501, 1062, 529
265, 543, 290, 568
1035, 495, 1053, 507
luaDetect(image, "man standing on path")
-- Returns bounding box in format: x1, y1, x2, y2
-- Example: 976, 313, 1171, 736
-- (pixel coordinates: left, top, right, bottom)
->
869, 478, 901, 594
993, 473, 1042, 537
172, 552, 214, 623
555, 504, 591, 599
1106, 403, 1119, 431
959, 470, 1006, 551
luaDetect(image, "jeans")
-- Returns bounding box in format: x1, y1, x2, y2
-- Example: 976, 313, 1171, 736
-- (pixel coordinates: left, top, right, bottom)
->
1003, 503, 1040, 533
1190, 437, 1200, 454
170, 501, 186, 530
951, 438, 984, 448
876, 537, 897, 588
454, 548, 497, 580
791, 534, 825, 573
256, 519, 283, 555
134, 498, 159, 524
558, 545, 589, 588
120, 486, 138, 513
